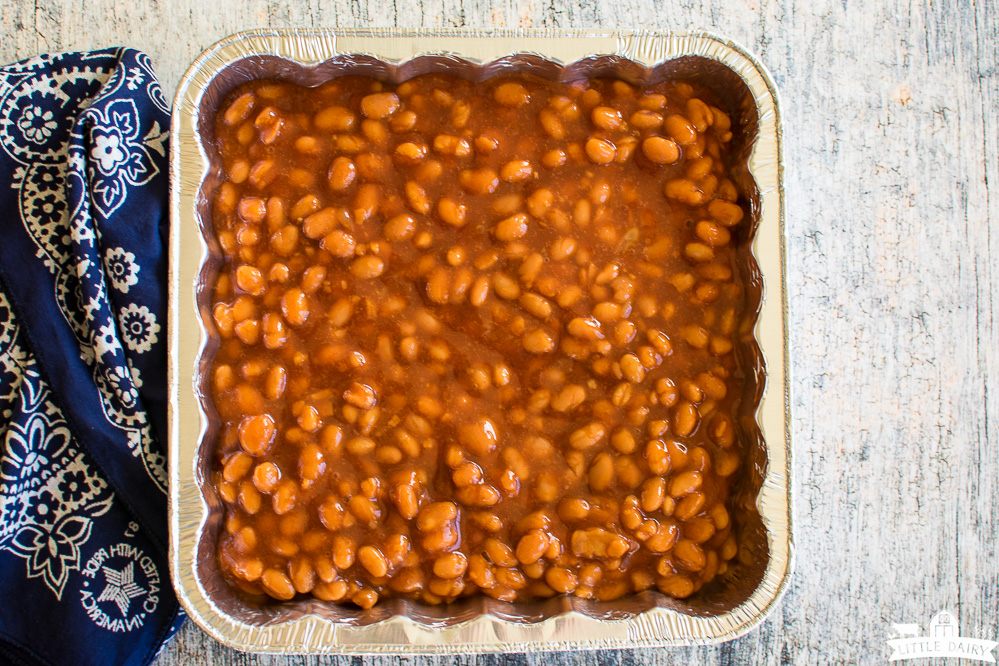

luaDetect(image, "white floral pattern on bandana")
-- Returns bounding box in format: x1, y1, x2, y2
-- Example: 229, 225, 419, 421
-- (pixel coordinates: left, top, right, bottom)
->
0, 292, 114, 599
0, 50, 182, 658
103, 247, 139, 293
17, 106, 58, 144
0, 51, 168, 493
117, 304, 159, 355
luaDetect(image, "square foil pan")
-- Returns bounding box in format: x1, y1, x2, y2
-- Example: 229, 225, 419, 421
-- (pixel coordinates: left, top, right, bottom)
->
168, 28, 791, 654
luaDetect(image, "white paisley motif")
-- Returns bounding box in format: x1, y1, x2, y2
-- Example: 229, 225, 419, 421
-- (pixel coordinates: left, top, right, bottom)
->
83, 98, 161, 219
103, 247, 139, 293
117, 303, 159, 354
0, 291, 28, 426
0, 54, 167, 497
0, 293, 114, 598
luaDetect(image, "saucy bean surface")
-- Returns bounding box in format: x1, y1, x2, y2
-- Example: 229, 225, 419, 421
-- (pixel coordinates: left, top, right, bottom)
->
211, 73, 748, 608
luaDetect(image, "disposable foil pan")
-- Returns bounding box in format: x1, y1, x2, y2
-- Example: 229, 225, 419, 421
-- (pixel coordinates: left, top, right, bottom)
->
168, 28, 791, 654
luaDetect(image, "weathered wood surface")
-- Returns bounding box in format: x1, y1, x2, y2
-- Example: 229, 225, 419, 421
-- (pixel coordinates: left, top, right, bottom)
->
2, 0, 996, 663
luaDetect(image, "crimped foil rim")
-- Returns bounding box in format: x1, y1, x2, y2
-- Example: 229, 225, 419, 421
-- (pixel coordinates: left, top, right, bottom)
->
168, 27, 791, 654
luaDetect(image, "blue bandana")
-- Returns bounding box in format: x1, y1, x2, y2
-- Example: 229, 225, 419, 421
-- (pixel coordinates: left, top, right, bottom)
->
0, 49, 183, 665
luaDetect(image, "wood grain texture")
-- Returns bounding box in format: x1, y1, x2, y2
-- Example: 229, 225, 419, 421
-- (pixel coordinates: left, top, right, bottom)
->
2, 0, 996, 663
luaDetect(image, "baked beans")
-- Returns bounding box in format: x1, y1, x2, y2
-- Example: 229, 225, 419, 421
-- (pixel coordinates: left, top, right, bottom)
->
211, 73, 748, 608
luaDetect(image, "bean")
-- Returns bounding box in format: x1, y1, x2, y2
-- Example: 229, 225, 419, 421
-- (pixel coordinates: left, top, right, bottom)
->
238, 414, 275, 456
303, 207, 338, 240
436, 197, 467, 227
518, 292, 551, 320
346, 436, 376, 456
539, 109, 565, 138
710, 336, 734, 355
434, 552, 468, 579
585, 137, 616, 164
357, 545, 390, 577
351, 255, 385, 278
591, 106, 623, 130
571, 527, 628, 560
686, 156, 714, 180
391, 484, 421, 520
710, 503, 731, 531
453, 461, 484, 487
709, 414, 736, 447
475, 134, 499, 153
233, 319, 260, 345
631, 110, 663, 129
458, 418, 499, 454
675, 491, 707, 520
708, 199, 745, 226
640, 477, 667, 512
567, 316, 604, 341
314, 105, 356, 131
520, 327, 553, 354
494, 82, 529, 106
558, 498, 591, 523
500, 160, 533, 182
361, 92, 400, 119
252, 461, 281, 493
459, 168, 499, 194
494, 213, 529, 241
516, 530, 551, 565
261, 569, 295, 600
680, 325, 710, 349
642, 136, 680, 164
664, 178, 705, 205
298, 445, 326, 485
418, 501, 458, 532
280, 288, 309, 327
588, 452, 615, 492
424, 267, 451, 304
686, 98, 714, 132
323, 156, 357, 193
549, 237, 577, 260
620, 353, 646, 384
492, 272, 520, 300
235, 266, 264, 296
405, 181, 431, 214
549, 94, 580, 118
223, 92, 256, 126
382, 213, 415, 242
237, 196, 265, 222
395, 141, 427, 164
223, 452, 253, 483
665, 114, 698, 145
433, 134, 472, 156
674, 539, 706, 571
343, 382, 377, 410
645, 438, 671, 475
542, 149, 567, 168
570, 422, 606, 450
604, 429, 633, 456
684, 242, 715, 263
669, 470, 703, 498
551, 384, 586, 412
296, 405, 321, 433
